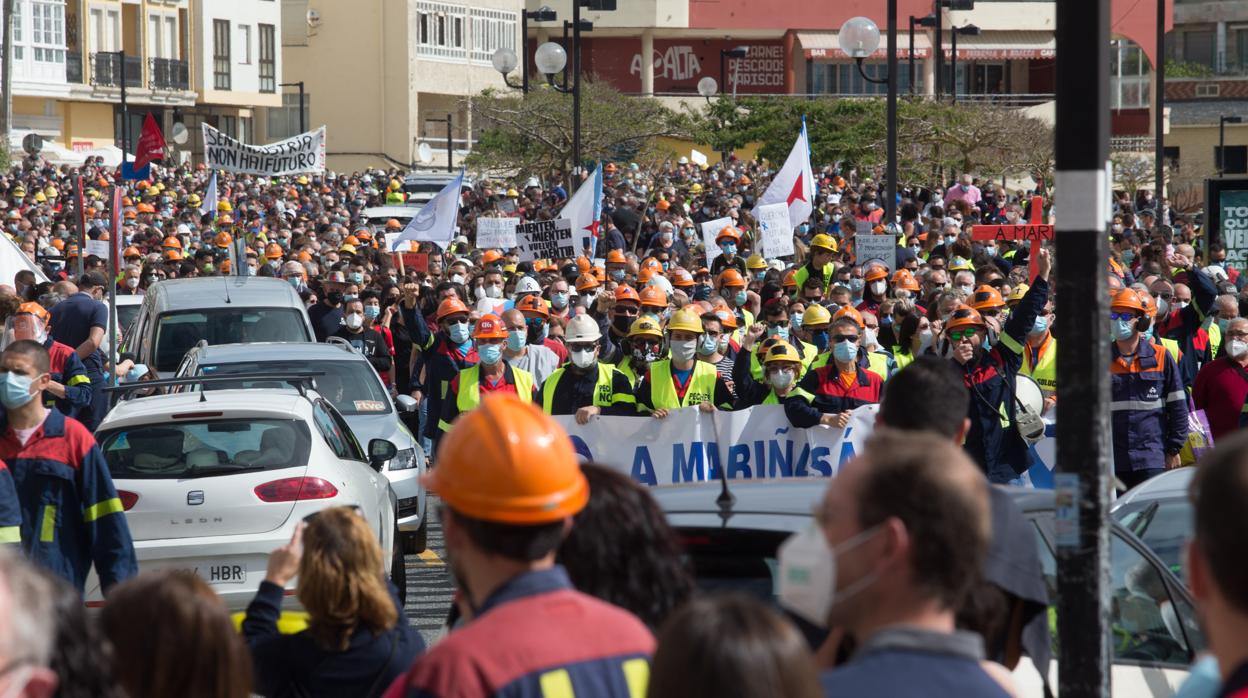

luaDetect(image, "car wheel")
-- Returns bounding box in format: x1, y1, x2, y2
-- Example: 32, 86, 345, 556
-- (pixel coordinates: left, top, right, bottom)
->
402, 515, 428, 555
390, 522, 408, 607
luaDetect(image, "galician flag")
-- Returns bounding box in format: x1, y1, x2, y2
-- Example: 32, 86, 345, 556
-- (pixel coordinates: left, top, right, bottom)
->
751, 120, 814, 229
559, 162, 603, 256
391, 170, 464, 250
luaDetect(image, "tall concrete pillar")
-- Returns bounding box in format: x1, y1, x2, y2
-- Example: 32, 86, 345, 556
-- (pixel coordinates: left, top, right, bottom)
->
641, 29, 654, 95
923, 53, 936, 96
1217, 21, 1227, 72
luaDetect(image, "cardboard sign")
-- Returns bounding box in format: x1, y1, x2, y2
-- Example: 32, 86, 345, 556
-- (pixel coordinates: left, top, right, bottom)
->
690, 149, 708, 167
515, 219, 575, 262
85, 239, 110, 259
701, 216, 733, 265
855, 233, 897, 269
756, 202, 794, 258
476, 216, 519, 250
400, 252, 429, 273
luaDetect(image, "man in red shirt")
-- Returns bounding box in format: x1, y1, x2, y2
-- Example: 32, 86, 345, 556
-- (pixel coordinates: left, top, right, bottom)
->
1193, 317, 1248, 439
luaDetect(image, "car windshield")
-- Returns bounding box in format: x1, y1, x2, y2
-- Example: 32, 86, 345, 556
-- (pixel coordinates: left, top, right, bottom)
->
98, 419, 312, 479
116, 304, 141, 333
1114, 498, 1192, 577
199, 360, 392, 415
675, 527, 790, 601
154, 308, 311, 371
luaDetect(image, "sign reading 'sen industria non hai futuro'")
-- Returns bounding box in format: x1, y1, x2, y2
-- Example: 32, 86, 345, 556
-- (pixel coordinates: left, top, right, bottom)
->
202, 124, 326, 176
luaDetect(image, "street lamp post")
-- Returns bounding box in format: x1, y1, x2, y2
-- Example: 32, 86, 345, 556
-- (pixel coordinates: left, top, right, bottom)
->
839, 7, 898, 225
492, 6, 558, 93
279, 81, 306, 133
1156, 0, 1166, 204
1220, 115, 1243, 175
697, 77, 729, 163
949, 24, 980, 103
720, 46, 748, 100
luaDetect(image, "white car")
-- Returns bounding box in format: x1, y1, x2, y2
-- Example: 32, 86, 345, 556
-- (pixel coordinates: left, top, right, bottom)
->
84, 376, 404, 612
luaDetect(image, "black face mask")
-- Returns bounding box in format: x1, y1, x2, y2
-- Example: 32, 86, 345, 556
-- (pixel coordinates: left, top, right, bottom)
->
612, 314, 633, 334
326, 291, 344, 305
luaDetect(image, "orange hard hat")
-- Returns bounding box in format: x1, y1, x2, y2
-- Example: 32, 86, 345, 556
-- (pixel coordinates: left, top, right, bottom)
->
427, 394, 588, 524
969, 285, 1005, 311
614, 285, 641, 305
435, 297, 471, 322
782, 269, 798, 289
575, 273, 599, 291
344, 235, 360, 247
576, 256, 592, 273
482, 250, 504, 265
715, 309, 738, 330
17, 301, 48, 322
656, 198, 670, 211
637, 267, 656, 284
639, 285, 667, 307
297, 250, 314, 263
944, 305, 987, 333
640, 257, 662, 272
834, 305, 865, 329
98, 231, 110, 241
162, 235, 183, 250
66, 244, 80, 258
1136, 289, 1158, 318
515, 295, 549, 317
163, 249, 181, 261
670, 268, 695, 288
891, 269, 920, 292
356, 230, 373, 241
1110, 288, 1147, 314
265, 243, 283, 260
606, 249, 627, 265
123, 245, 142, 258
214, 231, 232, 248
864, 265, 889, 283
716, 226, 741, 244
473, 314, 509, 340
593, 266, 606, 282
386, 219, 402, 230
718, 268, 746, 288
50, 238, 65, 251
220, 259, 232, 273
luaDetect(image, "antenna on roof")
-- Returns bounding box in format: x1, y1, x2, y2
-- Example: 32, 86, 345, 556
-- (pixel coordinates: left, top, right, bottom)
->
222, 274, 232, 304
711, 419, 734, 526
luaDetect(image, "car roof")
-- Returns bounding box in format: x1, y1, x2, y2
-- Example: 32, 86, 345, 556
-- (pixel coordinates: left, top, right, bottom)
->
147, 277, 304, 310
98, 388, 312, 430
1112, 468, 1194, 511
189, 341, 366, 363
113, 295, 143, 306
362, 206, 417, 219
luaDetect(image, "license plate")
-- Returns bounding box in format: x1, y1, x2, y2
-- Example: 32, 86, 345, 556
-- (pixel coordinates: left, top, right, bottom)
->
197, 563, 248, 585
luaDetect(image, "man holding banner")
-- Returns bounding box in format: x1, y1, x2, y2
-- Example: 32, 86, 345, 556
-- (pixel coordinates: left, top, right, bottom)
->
637, 308, 733, 416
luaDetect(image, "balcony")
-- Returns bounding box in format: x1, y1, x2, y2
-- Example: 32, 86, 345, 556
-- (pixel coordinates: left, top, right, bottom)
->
90, 52, 142, 88
149, 58, 189, 91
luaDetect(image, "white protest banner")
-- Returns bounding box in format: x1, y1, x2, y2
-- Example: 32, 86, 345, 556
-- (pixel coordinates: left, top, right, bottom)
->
757, 202, 794, 258
701, 216, 733, 265
85, 240, 110, 258
475, 217, 519, 250
690, 149, 708, 167
554, 404, 877, 486
855, 232, 898, 269
203, 124, 326, 175
855, 219, 872, 237
515, 219, 576, 261
384, 232, 412, 253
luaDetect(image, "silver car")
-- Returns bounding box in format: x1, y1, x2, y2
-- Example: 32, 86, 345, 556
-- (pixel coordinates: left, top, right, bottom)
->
174, 341, 428, 552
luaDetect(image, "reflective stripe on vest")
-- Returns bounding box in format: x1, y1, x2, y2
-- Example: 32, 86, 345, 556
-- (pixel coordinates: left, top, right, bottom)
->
1022, 335, 1057, 398
762, 386, 814, 405
1161, 337, 1181, 364
650, 360, 719, 409
541, 363, 633, 413
456, 364, 534, 413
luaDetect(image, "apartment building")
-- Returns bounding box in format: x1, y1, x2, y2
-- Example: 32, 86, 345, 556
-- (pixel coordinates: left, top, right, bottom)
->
276, 0, 523, 172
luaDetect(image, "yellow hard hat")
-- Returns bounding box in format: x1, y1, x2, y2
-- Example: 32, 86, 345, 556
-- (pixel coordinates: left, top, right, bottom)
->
762, 340, 803, 365
667, 307, 703, 334
810, 234, 839, 253
802, 304, 832, 328
1007, 283, 1030, 304
628, 316, 664, 340
746, 253, 768, 271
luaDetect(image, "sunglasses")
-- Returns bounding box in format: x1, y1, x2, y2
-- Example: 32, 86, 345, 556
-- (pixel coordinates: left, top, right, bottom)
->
1109, 311, 1138, 321
616, 306, 640, 316
831, 334, 860, 343
980, 309, 1002, 318
567, 342, 597, 353
948, 328, 978, 341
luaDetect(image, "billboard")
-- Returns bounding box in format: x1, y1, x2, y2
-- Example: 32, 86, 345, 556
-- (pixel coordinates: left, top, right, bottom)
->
1206, 177, 1248, 275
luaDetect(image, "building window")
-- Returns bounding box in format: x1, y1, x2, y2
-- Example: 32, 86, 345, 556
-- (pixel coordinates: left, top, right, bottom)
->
213, 19, 231, 90
416, 2, 469, 60
259, 24, 276, 93
1217, 145, 1247, 175
29, 0, 66, 64
219, 115, 237, 139
239, 116, 253, 144
1184, 30, 1216, 70
12, 0, 23, 61
1110, 39, 1149, 110
468, 7, 517, 64
810, 62, 917, 95
238, 24, 252, 64
267, 91, 310, 140
1163, 146, 1180, 173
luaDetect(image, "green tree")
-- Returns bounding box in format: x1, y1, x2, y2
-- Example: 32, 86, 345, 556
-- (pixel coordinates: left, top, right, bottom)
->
466, 80, 689, 182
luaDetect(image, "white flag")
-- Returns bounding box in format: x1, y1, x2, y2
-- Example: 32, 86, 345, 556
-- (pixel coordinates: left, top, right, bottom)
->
390, 171, 464, 250
199, 171, 217, 218
751, 121, 814, 229
558, 163, 603, 255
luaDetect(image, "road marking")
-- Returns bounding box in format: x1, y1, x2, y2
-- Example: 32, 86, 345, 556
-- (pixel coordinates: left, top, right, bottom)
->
415, 549, 444, 566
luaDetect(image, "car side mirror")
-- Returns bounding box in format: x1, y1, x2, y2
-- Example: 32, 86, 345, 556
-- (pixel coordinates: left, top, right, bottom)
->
395, 395, 418, 413
368, 439, 398, 471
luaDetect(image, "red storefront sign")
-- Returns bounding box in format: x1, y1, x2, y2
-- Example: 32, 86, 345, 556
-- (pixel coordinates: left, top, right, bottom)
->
804, 47, 930, 59
584, 38, 787, 94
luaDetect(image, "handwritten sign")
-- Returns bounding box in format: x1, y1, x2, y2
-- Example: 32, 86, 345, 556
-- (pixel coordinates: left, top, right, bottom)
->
757, 202, 793, 258
855, 233, 897, 269
400, 252, 429, 273
515, 219, 575, 262
701, 217, 733, 265
476, 217, 519, 250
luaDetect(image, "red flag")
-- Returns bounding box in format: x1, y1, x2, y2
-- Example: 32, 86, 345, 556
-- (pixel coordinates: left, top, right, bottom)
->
133, 113, 166, 170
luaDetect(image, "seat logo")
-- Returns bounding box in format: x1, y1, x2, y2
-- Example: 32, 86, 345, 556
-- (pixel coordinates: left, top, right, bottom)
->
188, 490, 204, 506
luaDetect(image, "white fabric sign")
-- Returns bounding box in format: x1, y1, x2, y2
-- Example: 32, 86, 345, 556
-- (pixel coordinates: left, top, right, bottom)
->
202, 124, 326, 175
690, 149, 708, 167
855, 233, 897, 269
554, 404, 878, 486
757, 202, 794, 258
85, 240, 110, 258
701, 216, 733, 265
516, 219, 576, 261
476, 217, 519, 250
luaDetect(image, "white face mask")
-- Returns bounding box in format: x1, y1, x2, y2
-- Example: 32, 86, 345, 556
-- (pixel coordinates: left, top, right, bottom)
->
863, 328, 878, 348
918, 329, 934, 352
125, 277, 139, 289
571, 348, 597, 369
484, 285, 503, 299
768, 370, 794, 391
869, 281, 886, 297
669, 339, 697, 363
450, 273, 465, 285
777, 522, 882, 628
1229, 339, 1248, 359
345, 313, 363, 330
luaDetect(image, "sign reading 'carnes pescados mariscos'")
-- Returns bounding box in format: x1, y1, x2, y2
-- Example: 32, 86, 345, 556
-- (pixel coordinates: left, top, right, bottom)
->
202, 125, 326, 175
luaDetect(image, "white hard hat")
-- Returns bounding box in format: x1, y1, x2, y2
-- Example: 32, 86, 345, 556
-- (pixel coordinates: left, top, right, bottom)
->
565, 314, 602, 343
1013, 375, 1046, 446
515, 276, 542, 295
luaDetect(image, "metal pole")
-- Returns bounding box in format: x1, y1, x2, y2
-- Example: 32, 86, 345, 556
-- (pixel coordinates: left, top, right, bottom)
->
1, 0, 14, 142
908, 17, 916, 96
934, 0, 943, 99
886, 0, 897, 224
951, 29, 958, 104
298, 81, 306, 133
522, 11, 530, 94
1220, 117, 1226, 176
720, 51, 726, 101
1055, 0, 1112, 694
118, 50, 129, 159
445, 113, 453, 173
572, 0, 582, 178
562, 20, 570, 92
1155, 0, 1166, 206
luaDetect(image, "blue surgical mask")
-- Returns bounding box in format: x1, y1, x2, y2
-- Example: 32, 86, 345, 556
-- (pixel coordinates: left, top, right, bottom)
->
848, 278, 865, 294
944, 235, 957, 246
720, 243, 738, 257
343, 294, 358, 303
551, 292, 569, 309
1121, 250, 1136, 266
287, 277, 302, 290
1111, 317, 1136, 341
799, 223, 810, 234
697, 334, 718, 356
506, 329, 526, 352
1030, 316, 1048, 336
611, 269, 626, 282
0, 371, 37, 409
1218, 318, 1233, 336
364, 306, 380, 320
767, 325, 790, 341
734, 290, 748, 306
812, 330, 830, 352
478, 343, 502, 365
832, 339, 857, 363
124, 364, 149, 383
447, 321, 471, 344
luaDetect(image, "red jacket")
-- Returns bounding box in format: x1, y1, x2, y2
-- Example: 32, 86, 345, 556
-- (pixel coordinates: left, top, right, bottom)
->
1193, 357, 1248, 439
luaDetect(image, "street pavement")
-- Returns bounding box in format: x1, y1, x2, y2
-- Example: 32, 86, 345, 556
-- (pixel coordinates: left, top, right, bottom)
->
403, 498, 453, 647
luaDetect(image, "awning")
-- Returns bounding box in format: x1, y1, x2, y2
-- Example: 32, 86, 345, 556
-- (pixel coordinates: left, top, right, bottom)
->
942, 31, 1055, 60
797, 31, 931, 60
